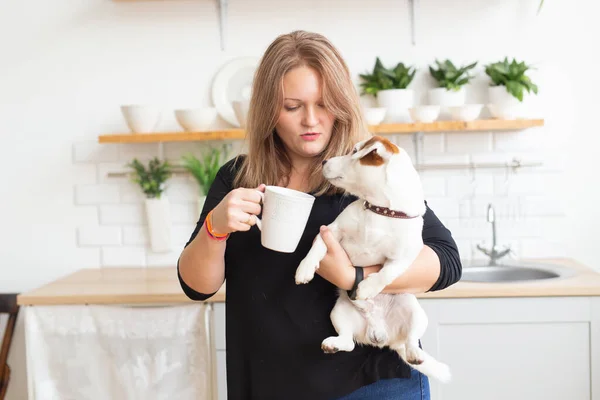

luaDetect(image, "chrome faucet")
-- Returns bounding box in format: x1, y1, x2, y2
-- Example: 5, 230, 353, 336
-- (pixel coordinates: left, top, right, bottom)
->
476, 204, 511, 266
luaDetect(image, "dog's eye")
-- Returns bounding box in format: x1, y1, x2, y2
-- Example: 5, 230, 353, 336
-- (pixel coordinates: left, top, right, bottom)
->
352, 148, 358, 154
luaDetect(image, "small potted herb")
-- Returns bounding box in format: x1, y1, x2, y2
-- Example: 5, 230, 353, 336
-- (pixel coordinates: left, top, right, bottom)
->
181, 144, 230, 214
127, 157, 173, 252
428, 59, 478, 107
359, 57, 417, 123
484, 57, 538, 118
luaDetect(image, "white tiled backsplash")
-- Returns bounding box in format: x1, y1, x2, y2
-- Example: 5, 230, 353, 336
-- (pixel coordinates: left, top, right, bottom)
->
72, 130, 565, 268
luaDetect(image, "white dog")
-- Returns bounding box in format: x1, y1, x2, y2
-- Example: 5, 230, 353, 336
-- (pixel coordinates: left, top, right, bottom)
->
294, 135, 451, 383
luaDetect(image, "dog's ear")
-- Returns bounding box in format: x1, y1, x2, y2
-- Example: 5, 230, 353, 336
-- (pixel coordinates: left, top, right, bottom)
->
356, 137, 399, 164
358, 148, 385, 166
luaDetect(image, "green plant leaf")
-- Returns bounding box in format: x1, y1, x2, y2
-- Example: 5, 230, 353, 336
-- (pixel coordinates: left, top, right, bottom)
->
429, 58, 478, 90
359, 58, 416, 95
127, 157, 172, 198
506, 81, 524, 102
181, 145, 229, 195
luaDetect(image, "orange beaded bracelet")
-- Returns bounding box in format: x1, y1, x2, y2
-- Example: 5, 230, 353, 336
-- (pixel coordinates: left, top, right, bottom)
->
205, 210, 230, 241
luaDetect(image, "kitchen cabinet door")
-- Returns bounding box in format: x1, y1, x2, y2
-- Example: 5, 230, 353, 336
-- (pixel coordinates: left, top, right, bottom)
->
420, 297, 599, 400
216, 350, 227, 400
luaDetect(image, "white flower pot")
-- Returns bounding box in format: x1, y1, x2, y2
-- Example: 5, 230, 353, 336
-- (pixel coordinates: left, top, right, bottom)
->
428, 87, 467, 120
487, 86, 528, 119
145, 197, 172, 253
198, 195, 207, 216
428, 87, 466, 107
488, 86, 522, 107
377, 89, 414, 123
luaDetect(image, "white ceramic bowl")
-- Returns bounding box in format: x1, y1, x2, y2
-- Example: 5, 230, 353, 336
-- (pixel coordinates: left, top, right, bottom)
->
120, 105, 162, 134
409, 105, 441, 123
448, 104, 484, 121
364, 107, 387, 125
232, 100, 251, 128
174, 107, 218, 131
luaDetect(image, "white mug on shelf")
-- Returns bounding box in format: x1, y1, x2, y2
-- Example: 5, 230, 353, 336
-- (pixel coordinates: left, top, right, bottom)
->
255, 186, 315, 253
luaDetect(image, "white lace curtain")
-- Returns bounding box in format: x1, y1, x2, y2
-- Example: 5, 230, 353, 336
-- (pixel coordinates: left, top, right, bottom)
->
24, 303, 213, 400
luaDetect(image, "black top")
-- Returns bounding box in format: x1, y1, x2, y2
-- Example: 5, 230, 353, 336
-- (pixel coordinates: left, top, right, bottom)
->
178, 157, 462, 400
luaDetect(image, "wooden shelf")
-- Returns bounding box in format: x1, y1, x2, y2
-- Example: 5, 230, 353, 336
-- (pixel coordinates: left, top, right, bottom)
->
98, 130, 246, 144
98, 119, 544, 144
369, 119, 544, 134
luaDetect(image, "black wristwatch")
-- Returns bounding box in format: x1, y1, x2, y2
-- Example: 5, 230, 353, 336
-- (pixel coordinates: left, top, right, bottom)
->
347, 266, 364, 300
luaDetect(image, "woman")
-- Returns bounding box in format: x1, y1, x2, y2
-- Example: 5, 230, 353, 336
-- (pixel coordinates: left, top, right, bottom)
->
178, 30, 461, 400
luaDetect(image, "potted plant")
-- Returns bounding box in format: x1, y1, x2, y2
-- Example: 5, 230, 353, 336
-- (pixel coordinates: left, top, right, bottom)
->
127, 157, 173, 252
537, 0, 544, 14
181, 144, 230, 215
359, 57, 416, 122
428, 59, 478, 107
484, 57, 538, 119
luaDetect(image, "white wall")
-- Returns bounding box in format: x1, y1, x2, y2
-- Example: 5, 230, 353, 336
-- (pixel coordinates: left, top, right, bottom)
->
1, 0, 598, 398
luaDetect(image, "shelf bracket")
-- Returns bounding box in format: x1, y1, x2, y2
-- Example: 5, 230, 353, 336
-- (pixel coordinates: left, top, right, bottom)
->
412, 131, 424, 167
408, 0, 417, 45
157, 142, 165, 160
217, 0, 228, 51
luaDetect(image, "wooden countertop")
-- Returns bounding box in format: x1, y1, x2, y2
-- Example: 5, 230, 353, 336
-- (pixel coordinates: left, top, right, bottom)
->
17, 258, 600, 306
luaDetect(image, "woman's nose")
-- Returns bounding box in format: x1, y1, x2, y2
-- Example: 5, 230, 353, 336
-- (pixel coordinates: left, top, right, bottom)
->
303, 107, 318, 127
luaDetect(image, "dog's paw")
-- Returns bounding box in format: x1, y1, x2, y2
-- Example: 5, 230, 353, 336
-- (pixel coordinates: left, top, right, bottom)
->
295, 258, 319, 284
367, 327, 389, 345
406, 346, 425, 365
321, 336, 355, 353
355, 277, 384, 300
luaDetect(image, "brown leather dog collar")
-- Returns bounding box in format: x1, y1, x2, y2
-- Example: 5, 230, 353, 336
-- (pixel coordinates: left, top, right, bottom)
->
363, 201, 420, 219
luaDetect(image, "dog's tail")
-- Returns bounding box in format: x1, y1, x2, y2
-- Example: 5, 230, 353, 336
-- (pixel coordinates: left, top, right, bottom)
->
394, 345, 452, 383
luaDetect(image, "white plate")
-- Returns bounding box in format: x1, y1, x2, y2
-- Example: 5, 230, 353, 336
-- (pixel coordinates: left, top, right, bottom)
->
211, 56, 259, 127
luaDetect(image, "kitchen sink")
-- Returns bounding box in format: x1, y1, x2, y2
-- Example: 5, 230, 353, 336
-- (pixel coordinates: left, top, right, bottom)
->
461, 262, 577, 283
463, 203, 577, 283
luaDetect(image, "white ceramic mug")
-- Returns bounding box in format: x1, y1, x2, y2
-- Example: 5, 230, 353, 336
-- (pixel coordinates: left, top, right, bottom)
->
255, 186, 315, 253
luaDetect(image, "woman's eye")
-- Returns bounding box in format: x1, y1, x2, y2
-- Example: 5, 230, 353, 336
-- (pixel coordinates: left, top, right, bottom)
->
284, 106, 299, 111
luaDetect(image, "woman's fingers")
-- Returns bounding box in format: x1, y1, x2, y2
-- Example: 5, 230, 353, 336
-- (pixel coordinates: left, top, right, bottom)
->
239, 200, 262, 216
319, 226, 343, 254
240, 187, 264, 204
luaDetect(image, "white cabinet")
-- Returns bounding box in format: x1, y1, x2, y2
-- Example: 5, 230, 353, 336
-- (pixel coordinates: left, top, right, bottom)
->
420, 297, 600, 400
211, 297, 600, 400
216, 350, 227, 400
213, 303, 227, 400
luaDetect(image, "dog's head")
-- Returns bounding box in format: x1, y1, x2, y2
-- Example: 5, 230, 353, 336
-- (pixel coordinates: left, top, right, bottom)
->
322, 135, 425, 215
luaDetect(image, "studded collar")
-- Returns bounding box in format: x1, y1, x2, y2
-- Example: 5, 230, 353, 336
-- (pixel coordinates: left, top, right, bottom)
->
363, 200, 420, 219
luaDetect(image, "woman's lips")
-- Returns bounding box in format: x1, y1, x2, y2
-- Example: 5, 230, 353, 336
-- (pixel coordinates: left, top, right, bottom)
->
300, 132, 321, 141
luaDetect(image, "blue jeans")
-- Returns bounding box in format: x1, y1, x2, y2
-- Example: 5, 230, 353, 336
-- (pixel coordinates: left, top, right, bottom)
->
336, 369, 430, 400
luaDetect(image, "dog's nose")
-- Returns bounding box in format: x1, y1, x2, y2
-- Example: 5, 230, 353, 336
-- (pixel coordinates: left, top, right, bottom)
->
322, 159, 328, 166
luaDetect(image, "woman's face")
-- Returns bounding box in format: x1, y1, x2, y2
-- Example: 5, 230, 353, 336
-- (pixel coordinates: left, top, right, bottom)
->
274, 65, 335, 167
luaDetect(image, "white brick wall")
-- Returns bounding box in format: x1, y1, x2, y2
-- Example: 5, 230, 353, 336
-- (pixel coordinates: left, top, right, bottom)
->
74, 128, 565, 268
99, 204, 145, 225
77, 226, 122, 246
75, 184, 120, 205
101, 246, 147, 267
445, 132, 493, 154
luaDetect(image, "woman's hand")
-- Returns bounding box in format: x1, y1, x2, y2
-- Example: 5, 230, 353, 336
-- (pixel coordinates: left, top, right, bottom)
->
315, 226, 356, 290
210, 184, 266, 234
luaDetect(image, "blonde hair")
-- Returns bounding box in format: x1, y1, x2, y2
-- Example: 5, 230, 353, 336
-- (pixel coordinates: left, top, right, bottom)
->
232, 30, 370, 196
